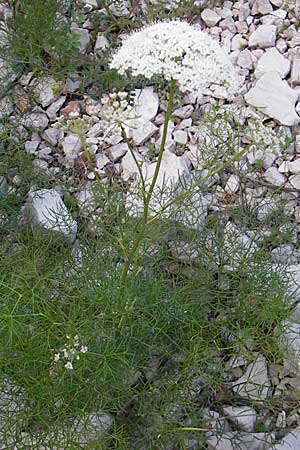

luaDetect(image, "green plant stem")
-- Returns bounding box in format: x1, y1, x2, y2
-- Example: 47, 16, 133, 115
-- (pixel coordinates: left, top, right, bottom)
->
147, 145, 250, 225
120, 79, 176, 292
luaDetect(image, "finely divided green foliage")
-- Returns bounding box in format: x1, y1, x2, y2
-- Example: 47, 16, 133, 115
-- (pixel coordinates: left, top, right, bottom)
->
0, 0, 79, 79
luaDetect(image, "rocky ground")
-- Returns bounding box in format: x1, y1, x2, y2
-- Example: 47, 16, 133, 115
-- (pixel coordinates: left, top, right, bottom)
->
1, 0, 300, 449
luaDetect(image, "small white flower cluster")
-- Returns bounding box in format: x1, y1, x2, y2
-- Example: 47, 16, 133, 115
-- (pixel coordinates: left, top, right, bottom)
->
53, 335, 88, 371
110, 20, 238, 97
96, 91, 136, 144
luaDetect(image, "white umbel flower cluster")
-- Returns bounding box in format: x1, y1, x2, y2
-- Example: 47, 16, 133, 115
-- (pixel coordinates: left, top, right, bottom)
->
110, 20, 238, 97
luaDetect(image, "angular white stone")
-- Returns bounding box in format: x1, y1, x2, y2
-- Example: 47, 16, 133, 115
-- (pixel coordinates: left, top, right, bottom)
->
132, 86, 159, 121
94, 33, 109, 53
244, 72, 300, 126
254, 0, 273, 15
121, 149, 145, 181
231, 35, 248, 51
173, 105, 194, 119
33, 77, 57, 108
255, 48, 291, 79
237, 49, 253, 69
232, 354, 271, 400
22, 113, 49, 130
25, 189, 77, 243
288, 158, 300, 174
264, 167, 286, 186
222, 406, 257, 432
42, 128, 60, 146
173, 129, 188, 145
109, 142, 128, 162
124, 117, 158, 146
291, 59, 300, 85
289, 174, 300, 190
225, 174, 240, 193
62, 134, 82, 156
46, 96, 66, 121
249, 24, 277, 48
201, 8, 221, 27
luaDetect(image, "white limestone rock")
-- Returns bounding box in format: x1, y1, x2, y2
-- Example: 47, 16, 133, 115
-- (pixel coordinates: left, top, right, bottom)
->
46, 96, 66, 121
289, 174, 300, 190
225, 174, 240, 193
33, 77, 58, 108
94, 33, 109, 53
121, 149, 145, 181
264, 167, 287, 186
244, 72, 300, 126
61, 134, 82, 157
249, 24, 277, 48
280, 322, 300, 374
201, 8, 221, 27
132, 86, 159, 121
291, 59, 300, 85
255, 48, 291, 79
232, 354, 271, 401
23, 189, 77, 243
173, 129, 188, 145
237, 49, 253, 69
124, 117, 158, 146
253, 0, 273, 15
109, 142, 128, 162
173, 105, 194, 119
22, 113, 49, 130
207, 432, 275, 450
222, 406, 257, 432
288, 158, 300, 174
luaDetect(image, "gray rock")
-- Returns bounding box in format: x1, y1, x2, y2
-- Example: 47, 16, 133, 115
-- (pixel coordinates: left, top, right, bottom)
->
72, 27, 90, 54
109, 142, 129, 162
42, 128, 60, 146
33, 77, 58, 108
94, 33, 109, 53
271, 426, 300, 449
173, 105, 194, 119
232, 354, 271, 401
22, 113, 49, 130
222, 406, 257, 432
0, 96, 14, 118
23, 189, 77, 243
0, 177, 8, 196
24, 140, 40, 154
244, 72, 300, 126
46, 96, 66, 121
255, 48, 291, 79
264, 167, 287, 186
249, 24, 277, 48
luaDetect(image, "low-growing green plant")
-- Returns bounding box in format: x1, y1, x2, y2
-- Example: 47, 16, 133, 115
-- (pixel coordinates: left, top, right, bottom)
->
0, 0, 80, 80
